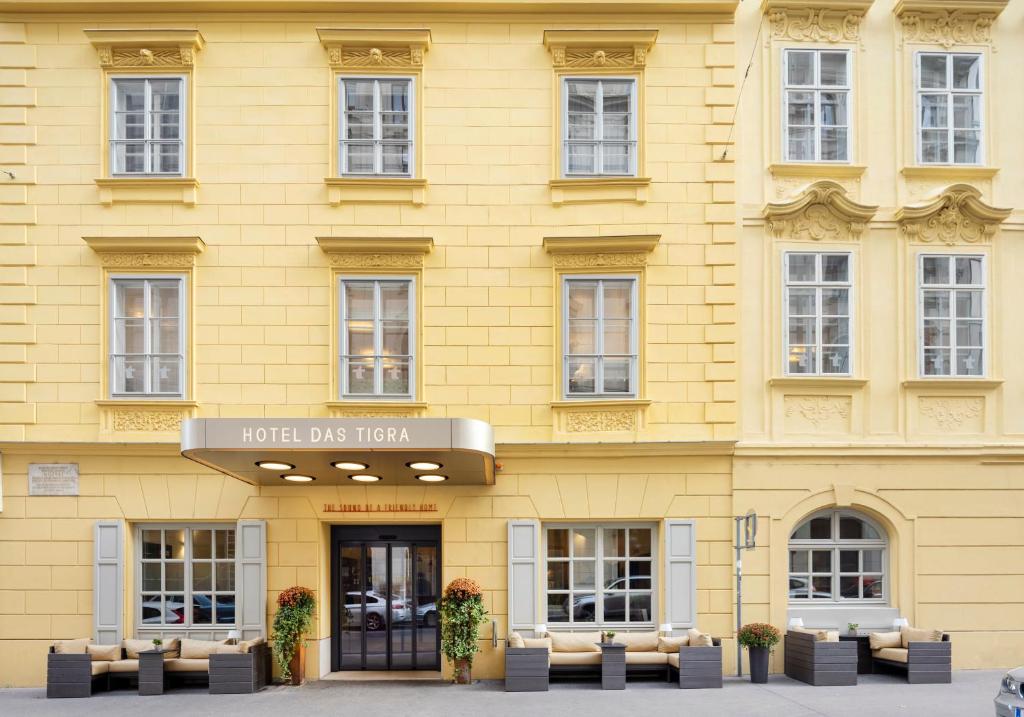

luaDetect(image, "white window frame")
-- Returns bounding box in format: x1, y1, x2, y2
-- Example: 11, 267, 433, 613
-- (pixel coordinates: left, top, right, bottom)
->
338, 275, 416, 400
109, 75, 187, 177
561, 76, 638, 178
914, 52, 984, 166
542, 523, 657, 629
109, 274, 186, 399
783, 252, 853, 376
562, 274, 639, 399
917, 253, 987, 378
338, 75, 415, 177
782, 49, 852, 163
134, 524, 237, 630
788, 509, 887, 605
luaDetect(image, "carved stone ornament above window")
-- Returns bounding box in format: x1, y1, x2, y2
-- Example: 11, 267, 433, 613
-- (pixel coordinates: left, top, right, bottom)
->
543, 234, 660, 269
897, 183, 1011, 245
83, 28, 205, 70
317, 28, 431, 69
543, 29, 658, 70
316, 236, 433, 270
894, 0, 1007, 48
763, 180, 878, 241
82, 236, 206, 269
762, 0, 874, 44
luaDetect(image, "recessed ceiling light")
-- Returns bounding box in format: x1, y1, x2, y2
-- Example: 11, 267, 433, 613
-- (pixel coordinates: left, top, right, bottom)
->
407, 461, 442, 471
350, 474, 381, 483
282, 474, 315, 483
257, 461, 294, 471
332, 461, 369, 471
416, 474, 448, 483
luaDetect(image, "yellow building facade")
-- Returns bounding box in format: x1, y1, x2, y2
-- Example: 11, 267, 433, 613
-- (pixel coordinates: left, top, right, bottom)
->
0, 0, 740, 685
736, 0, 1024, 670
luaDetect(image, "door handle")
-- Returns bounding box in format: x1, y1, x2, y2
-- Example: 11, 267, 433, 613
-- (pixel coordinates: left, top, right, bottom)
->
492, 620, 498, 648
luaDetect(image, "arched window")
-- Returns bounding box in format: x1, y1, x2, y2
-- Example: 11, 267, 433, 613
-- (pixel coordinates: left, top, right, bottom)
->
788, 509, 886, 603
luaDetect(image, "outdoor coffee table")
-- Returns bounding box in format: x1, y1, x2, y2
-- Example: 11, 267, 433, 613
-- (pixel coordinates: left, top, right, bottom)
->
596, 642, 626, 690
139, 648, 168, 695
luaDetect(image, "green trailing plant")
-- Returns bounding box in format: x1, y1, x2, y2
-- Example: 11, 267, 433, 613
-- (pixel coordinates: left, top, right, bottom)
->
272, 586, 316, 681
439, 578, 488, 678
848, 623, 859, 633
737, 622, 781, 650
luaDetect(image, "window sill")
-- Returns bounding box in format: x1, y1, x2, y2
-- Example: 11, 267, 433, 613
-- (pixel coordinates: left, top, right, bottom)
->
325, 400, 427, 417
769, 163, 866, 178
95, 177, 198, 206
902, 379, 1003, 390
901, 166, 999, 181
551, 398, 650, 408
324, 177, 427, 206
96, 399, 197, 435
769, 377, 867, 389
549, 177, 650, 206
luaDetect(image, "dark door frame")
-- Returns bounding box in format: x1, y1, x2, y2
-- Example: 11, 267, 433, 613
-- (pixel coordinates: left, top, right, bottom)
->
330, 524, 442, 672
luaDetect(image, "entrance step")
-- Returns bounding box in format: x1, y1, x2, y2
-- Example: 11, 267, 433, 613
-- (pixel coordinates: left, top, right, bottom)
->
322, 671, 444, 682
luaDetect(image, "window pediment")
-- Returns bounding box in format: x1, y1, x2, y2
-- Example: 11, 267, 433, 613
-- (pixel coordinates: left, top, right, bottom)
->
762, 0, 873, 44
897, 184, 1010, 245
543, 29, 658, 70
764, 180, 878, 241
83, 236, 205, 268
83, 28, 205, 69
316, 28, 431, 69
895, 0, 1006, 48
543, 234, 660, 269
316, 236, 433, 269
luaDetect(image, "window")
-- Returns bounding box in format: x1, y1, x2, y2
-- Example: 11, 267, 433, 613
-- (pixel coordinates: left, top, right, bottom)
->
138, 526, 236, 627
339, 77, 414, 176
783, 50, 850, 162
339, 277, 414, 398
562, 78, 637, 177
789, 510, 885, 603
110, 276, 185, 398
563, 276, 637, 397
545, 525, 654, 626
110, 76, 185, 176
916, 53, 982, 165
919, 254, 985, 377
784, 253, 851, 375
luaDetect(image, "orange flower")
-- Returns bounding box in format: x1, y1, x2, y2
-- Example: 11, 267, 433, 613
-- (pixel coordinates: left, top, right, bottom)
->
277, 585, 315, 609
443, 577, 482, 602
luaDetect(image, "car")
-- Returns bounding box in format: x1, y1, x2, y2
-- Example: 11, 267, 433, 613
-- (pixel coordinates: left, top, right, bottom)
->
548, 577, 654, 623
342, 591, 411, 631
416, 601, 437, 626
995, 666, 1024, 716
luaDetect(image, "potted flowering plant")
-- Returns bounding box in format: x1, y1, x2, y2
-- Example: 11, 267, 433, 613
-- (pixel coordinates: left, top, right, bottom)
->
737, 622, 781, 684
439, 577, 488, 684
272, 586, 316, 685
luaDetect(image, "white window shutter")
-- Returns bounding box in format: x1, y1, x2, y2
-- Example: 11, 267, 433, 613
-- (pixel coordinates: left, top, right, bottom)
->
236, 519, 267, 640
664, 519, 696, 629
93, 520, 124, 644
507, 520, 539, 633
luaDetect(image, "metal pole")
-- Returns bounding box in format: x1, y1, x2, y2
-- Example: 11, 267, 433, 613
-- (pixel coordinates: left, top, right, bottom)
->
735, 516, 743, 678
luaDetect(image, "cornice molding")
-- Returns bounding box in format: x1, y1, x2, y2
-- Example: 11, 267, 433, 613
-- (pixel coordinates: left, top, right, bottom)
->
769, 163, 866, 178
317, 28, 431, 70
316, 236, 433, 255
83, 28, 205, 69
896, 184, 1010, 245
762, 0, 872, 43
83, 236, 205, 268
894, 0, 1005, 48
764, 180, 878, 240
769, 377, 868, 388
0, 0, 741, 10
543, 234, 660, 255
901, 166, 999, 180
543, 29, 658, 70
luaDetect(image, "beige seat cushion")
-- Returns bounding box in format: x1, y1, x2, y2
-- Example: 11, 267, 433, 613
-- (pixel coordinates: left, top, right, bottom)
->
91, 662, 109, 676
658, 636, 689, 653
87, 643, 120, 661
161, 637, 181, 658
508, 632, 525, 649
54, 638, 90, 654
816, 630, 840, 643
625, 651, 668, 665
868, 631, 902, 651
618, 631, 659, 652
667, 653, 680, 669
180, 638, 228, 659
165, 658, 210, 673
122, 639, 157, 660
687, 629, 714, 647
238, 637, 266, 653
109, 659, 139, 673
523, 637, 552, 652
550, 652, 601, 666
215, 644, 245, 654
550, 632, 601, 653
874, 647, 908, 663
901, 627, 942, 647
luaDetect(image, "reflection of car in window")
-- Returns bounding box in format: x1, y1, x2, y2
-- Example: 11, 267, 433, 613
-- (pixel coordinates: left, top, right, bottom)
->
342, 591, 412, 631
551, 576, 652, 622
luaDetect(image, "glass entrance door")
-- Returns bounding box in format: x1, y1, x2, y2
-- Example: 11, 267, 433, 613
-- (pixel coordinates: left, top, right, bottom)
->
334, 529, 439, 671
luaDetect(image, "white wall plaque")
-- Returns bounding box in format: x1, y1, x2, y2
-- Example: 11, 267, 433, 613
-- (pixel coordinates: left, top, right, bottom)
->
28, 463, 79, 496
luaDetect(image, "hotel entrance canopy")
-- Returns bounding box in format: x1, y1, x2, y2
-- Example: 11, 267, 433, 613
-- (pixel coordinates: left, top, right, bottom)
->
181, 417, 495, 486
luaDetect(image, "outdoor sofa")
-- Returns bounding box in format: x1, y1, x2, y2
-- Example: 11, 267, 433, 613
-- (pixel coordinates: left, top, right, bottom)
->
783, 628, 858, 686
504, 629, 722, 691
46, 636, 271, 697
869, 627, 951, 684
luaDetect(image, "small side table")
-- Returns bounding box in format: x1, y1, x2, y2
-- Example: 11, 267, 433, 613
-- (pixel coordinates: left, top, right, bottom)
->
838, 634, 873, 675
139, 648, 168, 695
596, 642, 626, 690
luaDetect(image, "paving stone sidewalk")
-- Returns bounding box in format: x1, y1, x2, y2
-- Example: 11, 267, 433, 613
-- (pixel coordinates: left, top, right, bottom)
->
0, 670, 1004, 716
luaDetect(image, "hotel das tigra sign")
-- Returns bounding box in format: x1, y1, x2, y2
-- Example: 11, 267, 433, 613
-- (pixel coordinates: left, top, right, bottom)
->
323, 503, 439, 513
192, 418, 455, 449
